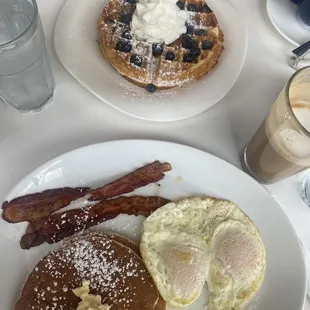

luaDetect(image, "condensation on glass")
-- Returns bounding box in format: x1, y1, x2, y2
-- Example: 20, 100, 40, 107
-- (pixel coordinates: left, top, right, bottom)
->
0, 0, 54, 112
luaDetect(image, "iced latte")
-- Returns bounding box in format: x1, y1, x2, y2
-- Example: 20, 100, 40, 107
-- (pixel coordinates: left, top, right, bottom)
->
243, 66, 310, 183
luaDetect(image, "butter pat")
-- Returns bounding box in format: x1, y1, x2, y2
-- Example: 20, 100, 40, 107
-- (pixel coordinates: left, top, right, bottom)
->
73, 280, 110, 310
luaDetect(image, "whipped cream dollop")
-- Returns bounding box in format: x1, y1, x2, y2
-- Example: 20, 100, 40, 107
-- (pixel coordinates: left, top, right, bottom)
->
131, 0, 189, 45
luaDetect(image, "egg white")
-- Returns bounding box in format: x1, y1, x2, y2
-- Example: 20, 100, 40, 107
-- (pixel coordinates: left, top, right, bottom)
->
140, 196, 266, 309
207, 219, 266, 310
141, 230, 209, 308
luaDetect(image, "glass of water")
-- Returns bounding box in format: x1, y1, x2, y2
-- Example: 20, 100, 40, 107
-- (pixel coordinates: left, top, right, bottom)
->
0, 0, 55, 112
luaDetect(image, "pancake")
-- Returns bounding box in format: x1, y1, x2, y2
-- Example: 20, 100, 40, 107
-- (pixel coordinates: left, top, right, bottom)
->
15, 233, 166, 310
66, 231, 141, 256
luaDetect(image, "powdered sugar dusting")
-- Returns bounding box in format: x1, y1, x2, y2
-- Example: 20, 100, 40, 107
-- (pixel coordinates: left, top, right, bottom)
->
23, 235, 160, 310
59, 239, 140, 292
115, 80, 184, 102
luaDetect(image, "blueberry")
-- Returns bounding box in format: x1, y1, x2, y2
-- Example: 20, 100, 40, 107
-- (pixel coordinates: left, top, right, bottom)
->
191, 39, 198, 48
190, 47, 201, 58
165, 51, 175, 61
122, 30, 132, 40
201, 3, 212, 13
130, 54, 142, 67
187, 4, 197, 11
126, 0, 136, 3
152, 43, 163, 56
176, 0, 184, 9
194, 29, 207, 36
186, 24, 194, 35
146, 84, 157, 93
120, 14, 132, 24
182, 35, 198, 49
202, 40, 213, 50
183, 53, 195, 63
115, 41, 132, 53
182, 35, 193, 49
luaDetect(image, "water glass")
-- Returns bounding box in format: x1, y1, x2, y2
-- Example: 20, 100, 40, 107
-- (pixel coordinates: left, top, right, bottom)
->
0, 0, 55, 112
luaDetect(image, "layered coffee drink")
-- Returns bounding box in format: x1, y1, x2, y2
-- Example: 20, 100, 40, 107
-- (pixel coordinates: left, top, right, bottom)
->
243, 67, 310, 183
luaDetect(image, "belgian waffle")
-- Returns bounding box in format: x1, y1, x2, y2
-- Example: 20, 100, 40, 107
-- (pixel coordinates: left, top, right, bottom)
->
97, 0, 224, 91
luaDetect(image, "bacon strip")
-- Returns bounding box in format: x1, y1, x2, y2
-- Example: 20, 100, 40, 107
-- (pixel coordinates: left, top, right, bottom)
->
88, 161, 172, 201
2, 187, 89, 223
2, 161, 172, 223
20, 196, 169, 250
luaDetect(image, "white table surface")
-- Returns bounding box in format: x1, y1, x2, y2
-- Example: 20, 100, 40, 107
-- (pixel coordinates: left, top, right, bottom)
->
0, 0, 310, 308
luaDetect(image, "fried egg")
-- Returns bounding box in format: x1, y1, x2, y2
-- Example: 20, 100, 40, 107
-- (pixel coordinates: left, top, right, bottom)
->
140, 196, 266, 309
141, 230, 209, 308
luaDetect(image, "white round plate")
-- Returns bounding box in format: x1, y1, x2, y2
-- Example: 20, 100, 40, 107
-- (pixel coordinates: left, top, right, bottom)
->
54, 0, 247, 122
267, 0, 310, 47
0, 140, 306, 310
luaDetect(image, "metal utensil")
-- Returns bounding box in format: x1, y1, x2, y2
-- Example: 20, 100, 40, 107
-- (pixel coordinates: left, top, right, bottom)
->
289, 40, 310, 70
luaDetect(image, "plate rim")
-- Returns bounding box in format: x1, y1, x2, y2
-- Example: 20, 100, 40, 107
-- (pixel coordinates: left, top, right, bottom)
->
53, 0, 248, 122
266, 0, 304, 47
4, 139, 307, 309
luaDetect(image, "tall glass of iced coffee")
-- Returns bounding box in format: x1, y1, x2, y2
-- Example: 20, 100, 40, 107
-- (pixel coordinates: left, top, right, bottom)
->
242, 66, 310, 184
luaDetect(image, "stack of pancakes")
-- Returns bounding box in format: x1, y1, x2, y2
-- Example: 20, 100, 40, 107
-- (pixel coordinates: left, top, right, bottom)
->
15, 232, 166, 310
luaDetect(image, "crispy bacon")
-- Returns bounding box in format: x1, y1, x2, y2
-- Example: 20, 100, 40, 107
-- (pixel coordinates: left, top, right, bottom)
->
20, 196, 169, 250
88, 161, 172, 201
2, 187, 89, 223
2, 161, 172, 223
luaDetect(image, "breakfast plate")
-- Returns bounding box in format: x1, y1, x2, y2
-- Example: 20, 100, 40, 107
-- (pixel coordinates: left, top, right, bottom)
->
0, 140, 306, 309
54, 0, 247, 122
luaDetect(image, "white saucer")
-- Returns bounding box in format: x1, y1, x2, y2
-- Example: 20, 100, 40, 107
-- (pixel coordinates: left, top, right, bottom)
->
54, 0, 247, 122
267, 0, 310, 46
